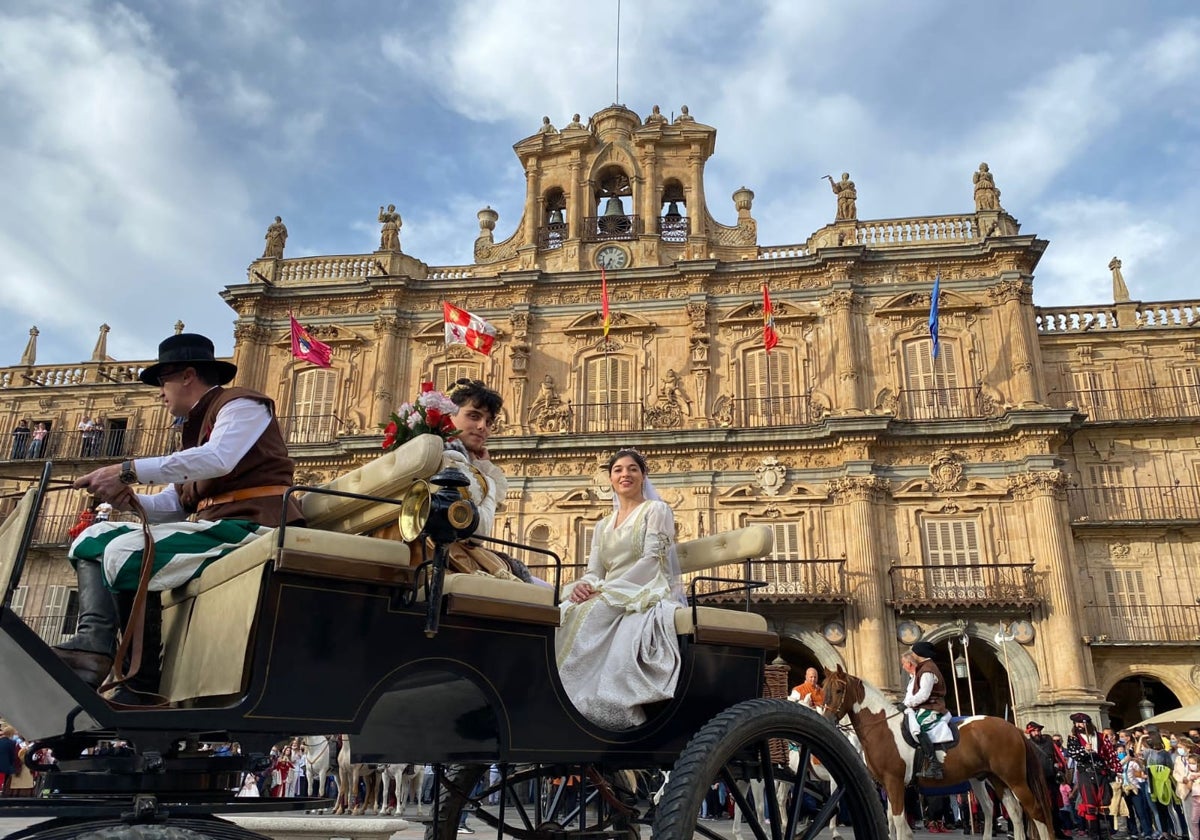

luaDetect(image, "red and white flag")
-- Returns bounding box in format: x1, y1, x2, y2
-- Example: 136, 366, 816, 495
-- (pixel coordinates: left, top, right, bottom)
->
290, 314, 333, 367
762, 284, 779, 352
444, 302, 497, 356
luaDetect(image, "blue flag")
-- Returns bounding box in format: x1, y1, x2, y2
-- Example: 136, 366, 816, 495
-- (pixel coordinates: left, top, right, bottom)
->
929, 273, 941, 360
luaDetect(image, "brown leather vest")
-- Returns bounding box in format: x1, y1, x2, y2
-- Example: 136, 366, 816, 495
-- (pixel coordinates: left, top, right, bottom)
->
175, 387, 303, 527
913, 658, 948, 714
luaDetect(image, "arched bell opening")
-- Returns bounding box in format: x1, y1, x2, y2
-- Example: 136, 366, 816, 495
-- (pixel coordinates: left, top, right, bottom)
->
659, 179, 689, 243
538, 187, 567, 250
588, 166, 636, 241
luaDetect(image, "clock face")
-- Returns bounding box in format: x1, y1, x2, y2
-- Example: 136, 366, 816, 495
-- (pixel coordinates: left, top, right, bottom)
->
595, 245, 629, 270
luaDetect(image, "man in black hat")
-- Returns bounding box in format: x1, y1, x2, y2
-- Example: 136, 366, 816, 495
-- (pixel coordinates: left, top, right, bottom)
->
54, 333, 304, 703
1065, 712, 1120, 839
1026, 721, 1072, 839
901, 640, 950, 779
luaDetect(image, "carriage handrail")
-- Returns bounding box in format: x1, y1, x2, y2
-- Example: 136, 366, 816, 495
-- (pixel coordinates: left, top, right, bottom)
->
687, 575, 769, 631
471, 533, 563, 605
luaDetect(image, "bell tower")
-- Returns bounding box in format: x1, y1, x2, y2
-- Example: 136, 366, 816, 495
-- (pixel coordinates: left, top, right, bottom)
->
472, 105, 758, 273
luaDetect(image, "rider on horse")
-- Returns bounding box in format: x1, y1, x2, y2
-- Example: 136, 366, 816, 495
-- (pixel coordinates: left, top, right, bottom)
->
901, 641, 950, 780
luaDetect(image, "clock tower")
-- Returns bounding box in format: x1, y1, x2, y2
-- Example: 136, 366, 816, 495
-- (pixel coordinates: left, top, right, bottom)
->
470, 105, 759, 273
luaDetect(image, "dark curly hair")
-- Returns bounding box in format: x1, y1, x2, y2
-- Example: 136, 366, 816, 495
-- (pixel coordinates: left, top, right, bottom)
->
606, 448, 648, 474
449, 378, 503, 425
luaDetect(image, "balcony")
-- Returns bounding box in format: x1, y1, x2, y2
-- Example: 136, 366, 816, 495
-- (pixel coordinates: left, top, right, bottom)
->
581, 214, 643, 243
19, 613, 78, 646
658, 214, 690, 244
3, 426, 179, 463
896, 386, 991, 421
721, 395, 819, 428
29, 511, 142, 547
1083, 604, 1200, 644
1067, 485, 1200, 523
688, 558, 848, 604
569, 401, 641, 434
1049, 385, 1200, 423
888, 563, 1039, 612
536, 222, 568, 251
278, 414, 343, 446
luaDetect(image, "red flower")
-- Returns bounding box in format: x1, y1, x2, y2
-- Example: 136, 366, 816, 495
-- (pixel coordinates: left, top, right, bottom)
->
382, 420, 398, 450
425, 408, 442, 427
420, 381, 435, 393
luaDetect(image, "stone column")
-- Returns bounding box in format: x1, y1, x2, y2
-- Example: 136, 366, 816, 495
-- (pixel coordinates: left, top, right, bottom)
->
1009, 470, 1093, 698
510, 307, 532, 432
820, 290, 862, 413
232, 321, 270, 393
987, 279, 1040, 407
829, 475, 893, 689
373, 314, 400, 426
686, 299, 710, 426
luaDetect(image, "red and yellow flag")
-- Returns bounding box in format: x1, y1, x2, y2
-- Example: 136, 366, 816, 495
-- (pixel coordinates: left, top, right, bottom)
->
762, 284, 779, 352
601, 266, 611, 337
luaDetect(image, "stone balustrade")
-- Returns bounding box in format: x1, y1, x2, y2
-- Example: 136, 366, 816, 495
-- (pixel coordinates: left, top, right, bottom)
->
757, 244, 811, 260
427, 267, 475, 280
1037, 299, 1200, 333
855, 214, 977, 247
0, 362, 153, 389
274, 256, 380, 284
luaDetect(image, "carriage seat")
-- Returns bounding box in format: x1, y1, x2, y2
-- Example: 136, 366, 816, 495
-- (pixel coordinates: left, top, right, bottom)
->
671, 525, 779, 649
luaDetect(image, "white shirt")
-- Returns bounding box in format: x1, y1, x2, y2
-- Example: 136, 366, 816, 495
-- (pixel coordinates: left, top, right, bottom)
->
904, 671, 937, 707
131, 390, 273, 523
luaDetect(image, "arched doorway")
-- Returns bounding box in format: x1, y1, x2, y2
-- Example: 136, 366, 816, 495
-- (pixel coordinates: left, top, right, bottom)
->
920, 632, 1017, 720
1106, 676, 1181, 731
778, 635, 823, 691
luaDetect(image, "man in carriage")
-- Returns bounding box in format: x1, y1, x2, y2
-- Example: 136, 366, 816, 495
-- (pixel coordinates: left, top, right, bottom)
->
901, 641, 952, 780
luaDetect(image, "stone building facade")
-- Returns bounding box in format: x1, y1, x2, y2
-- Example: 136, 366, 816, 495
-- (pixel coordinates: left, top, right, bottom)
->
2, 105, 1197, 732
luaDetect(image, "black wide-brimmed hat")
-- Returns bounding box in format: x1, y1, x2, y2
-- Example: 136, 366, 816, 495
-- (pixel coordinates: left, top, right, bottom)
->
1070, 712, 1093, 724
139, 333, 237, 386
1025, 721, 1045, 732
911, 641, 938, 658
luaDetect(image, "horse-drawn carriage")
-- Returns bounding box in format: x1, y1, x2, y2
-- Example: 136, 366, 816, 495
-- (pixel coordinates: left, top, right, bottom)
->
0, 435, 887, 840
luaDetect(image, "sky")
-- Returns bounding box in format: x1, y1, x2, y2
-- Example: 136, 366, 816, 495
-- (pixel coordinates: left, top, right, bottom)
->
1, 0, 1198, 365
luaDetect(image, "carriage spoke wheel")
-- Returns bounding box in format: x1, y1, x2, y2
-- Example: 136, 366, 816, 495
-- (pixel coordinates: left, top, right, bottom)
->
653, 698, 888, 840
428, 763, 652, 840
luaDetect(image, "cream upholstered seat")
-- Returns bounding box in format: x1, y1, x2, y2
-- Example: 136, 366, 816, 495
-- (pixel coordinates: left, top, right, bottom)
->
671, 525, 776, 643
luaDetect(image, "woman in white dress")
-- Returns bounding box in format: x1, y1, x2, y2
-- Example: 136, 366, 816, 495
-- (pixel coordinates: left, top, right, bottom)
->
555, 449, 685, 730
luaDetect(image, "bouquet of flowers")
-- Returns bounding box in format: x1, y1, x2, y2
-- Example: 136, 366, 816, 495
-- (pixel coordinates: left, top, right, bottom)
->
382, 382, 460, 451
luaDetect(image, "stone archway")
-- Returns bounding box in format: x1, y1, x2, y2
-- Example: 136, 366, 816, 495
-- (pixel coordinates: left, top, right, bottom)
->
1105, 674, 1183, 731
920, 621, 1040, 720
771, 620, 847, 692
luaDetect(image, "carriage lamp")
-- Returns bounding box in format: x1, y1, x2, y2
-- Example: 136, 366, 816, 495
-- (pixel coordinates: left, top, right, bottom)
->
421, 466, 479, 638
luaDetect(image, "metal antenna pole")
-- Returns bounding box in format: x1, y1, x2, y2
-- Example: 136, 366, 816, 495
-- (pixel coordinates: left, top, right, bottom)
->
614, 0, 621, 104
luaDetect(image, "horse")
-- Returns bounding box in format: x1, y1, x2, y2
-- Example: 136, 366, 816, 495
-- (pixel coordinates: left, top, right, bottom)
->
821, 666, 1053, 840
376, 763, 425, 816
302, 735, 334, 799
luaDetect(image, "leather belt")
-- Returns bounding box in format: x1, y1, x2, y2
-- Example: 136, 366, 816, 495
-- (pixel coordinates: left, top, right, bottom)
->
196, 485, 292, 512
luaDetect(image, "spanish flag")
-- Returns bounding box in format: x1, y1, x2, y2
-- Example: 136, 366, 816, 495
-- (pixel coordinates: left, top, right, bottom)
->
762, 284, 779, 352
444, 302, 497, 356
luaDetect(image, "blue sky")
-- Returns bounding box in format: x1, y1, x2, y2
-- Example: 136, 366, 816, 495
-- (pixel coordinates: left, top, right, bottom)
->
1, 1, 1198, 365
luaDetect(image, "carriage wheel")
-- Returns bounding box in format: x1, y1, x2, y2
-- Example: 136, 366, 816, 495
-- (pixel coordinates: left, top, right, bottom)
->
427, 763, 651, 840
8, 816, 271, 839
653, 698, 888, 840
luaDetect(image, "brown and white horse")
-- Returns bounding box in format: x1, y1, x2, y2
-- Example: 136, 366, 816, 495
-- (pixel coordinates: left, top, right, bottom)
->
821, 666, 1053, 840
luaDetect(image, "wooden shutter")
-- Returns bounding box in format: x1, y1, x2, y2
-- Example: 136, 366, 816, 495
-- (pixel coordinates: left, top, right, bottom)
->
434, 362, 482, 393
291, 368, 338, 443
44, 584, 69, 615
1102, 568, 1146, 639
1071, 370, 1110, 417
924, 519, 983, 594
584, 356, 634, 430
746, 519, 801, 594
574, 522, 597, 583
903, 340, 959, 417
745, 350, 797, 426
10, 585, 26, 617
1173, 366, 1200, 410
1087, 464, 1125, 517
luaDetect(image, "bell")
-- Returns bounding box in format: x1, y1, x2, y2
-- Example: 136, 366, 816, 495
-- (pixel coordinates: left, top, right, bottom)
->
664, 201, 683, 221
603, 196, 625, 217
548, 208, 564, 225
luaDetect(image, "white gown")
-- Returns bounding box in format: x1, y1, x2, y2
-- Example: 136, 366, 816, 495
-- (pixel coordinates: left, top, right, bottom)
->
555, 500, 681, 730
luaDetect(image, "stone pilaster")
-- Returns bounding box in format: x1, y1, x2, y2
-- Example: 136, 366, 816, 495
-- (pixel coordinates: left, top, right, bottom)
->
372, 314, 401, 426
988, 279, 1040, 406
828, 475, 893, 688
821, 291, 862, 413
1008, 470, 1095, 700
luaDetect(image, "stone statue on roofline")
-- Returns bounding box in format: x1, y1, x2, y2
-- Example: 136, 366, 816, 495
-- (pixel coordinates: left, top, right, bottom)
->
973, 163, 1002, 212
825, 172, 857, 221
378, 204, 402, 252
262, 216, 287, 259
538, 116, 558, 135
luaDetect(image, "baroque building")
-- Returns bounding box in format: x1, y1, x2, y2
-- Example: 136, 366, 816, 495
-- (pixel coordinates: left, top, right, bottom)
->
2, 105, 1198, 732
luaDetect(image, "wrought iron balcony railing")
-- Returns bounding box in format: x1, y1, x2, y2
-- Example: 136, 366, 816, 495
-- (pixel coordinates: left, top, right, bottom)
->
1083, 604, 1200, 644
569, 401, 643, 434
278, 414, 344, 446
1049, 385, 1200, 422
1067, 485, 1200, 523
19, 613, 79, 646
721, 395, 818, 428
3, 426, 180, 463
888, 562, 1039, 611
581, 214, 643, 243
896, 386, 991, 421
687, 558, 848, 604
536, 222, 568, 250
658, 215, 690, 243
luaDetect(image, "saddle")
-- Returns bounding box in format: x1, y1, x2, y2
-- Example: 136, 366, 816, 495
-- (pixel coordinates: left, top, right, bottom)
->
899, 714, 962, 753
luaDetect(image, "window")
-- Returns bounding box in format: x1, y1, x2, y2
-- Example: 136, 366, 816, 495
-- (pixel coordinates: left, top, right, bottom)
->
1101, 568, 1147, 639
290, 368, 338, 443
744, 349, 800, 426
433, 362, 482, 394
923, 519, 983, 595
1072, 370, 1110, 419
43, 585, 74, 643
745, 519, 805, 595
583, 356, 636, 431
573, 522, 597, 583
903, 340, 960, 418
1172, 366, 1200, 412
10, 585, 26, 617
1087, 463, 1126, 518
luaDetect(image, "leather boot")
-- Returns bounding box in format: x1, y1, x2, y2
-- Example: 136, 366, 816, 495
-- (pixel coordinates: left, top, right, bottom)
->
106, 591, 163, 705
917, 732, 944, 779
52, 558, 117, 687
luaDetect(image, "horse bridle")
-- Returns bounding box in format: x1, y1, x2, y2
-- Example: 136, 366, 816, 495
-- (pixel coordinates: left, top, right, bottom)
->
824, 673, 904, 735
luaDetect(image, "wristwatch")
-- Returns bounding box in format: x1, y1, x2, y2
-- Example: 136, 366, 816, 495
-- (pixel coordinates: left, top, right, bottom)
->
119, 459, 138, 485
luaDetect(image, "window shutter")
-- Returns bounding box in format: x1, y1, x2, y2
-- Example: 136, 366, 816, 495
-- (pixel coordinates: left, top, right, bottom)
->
923, 519, 983, 594
10, 585, 26, 617
434, 362, 481, 392
44, 584, 69, 615
745, 350, 798, 425
746, 519, 802, 594
291, 369, 338, 443
584, 357, 634, 430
